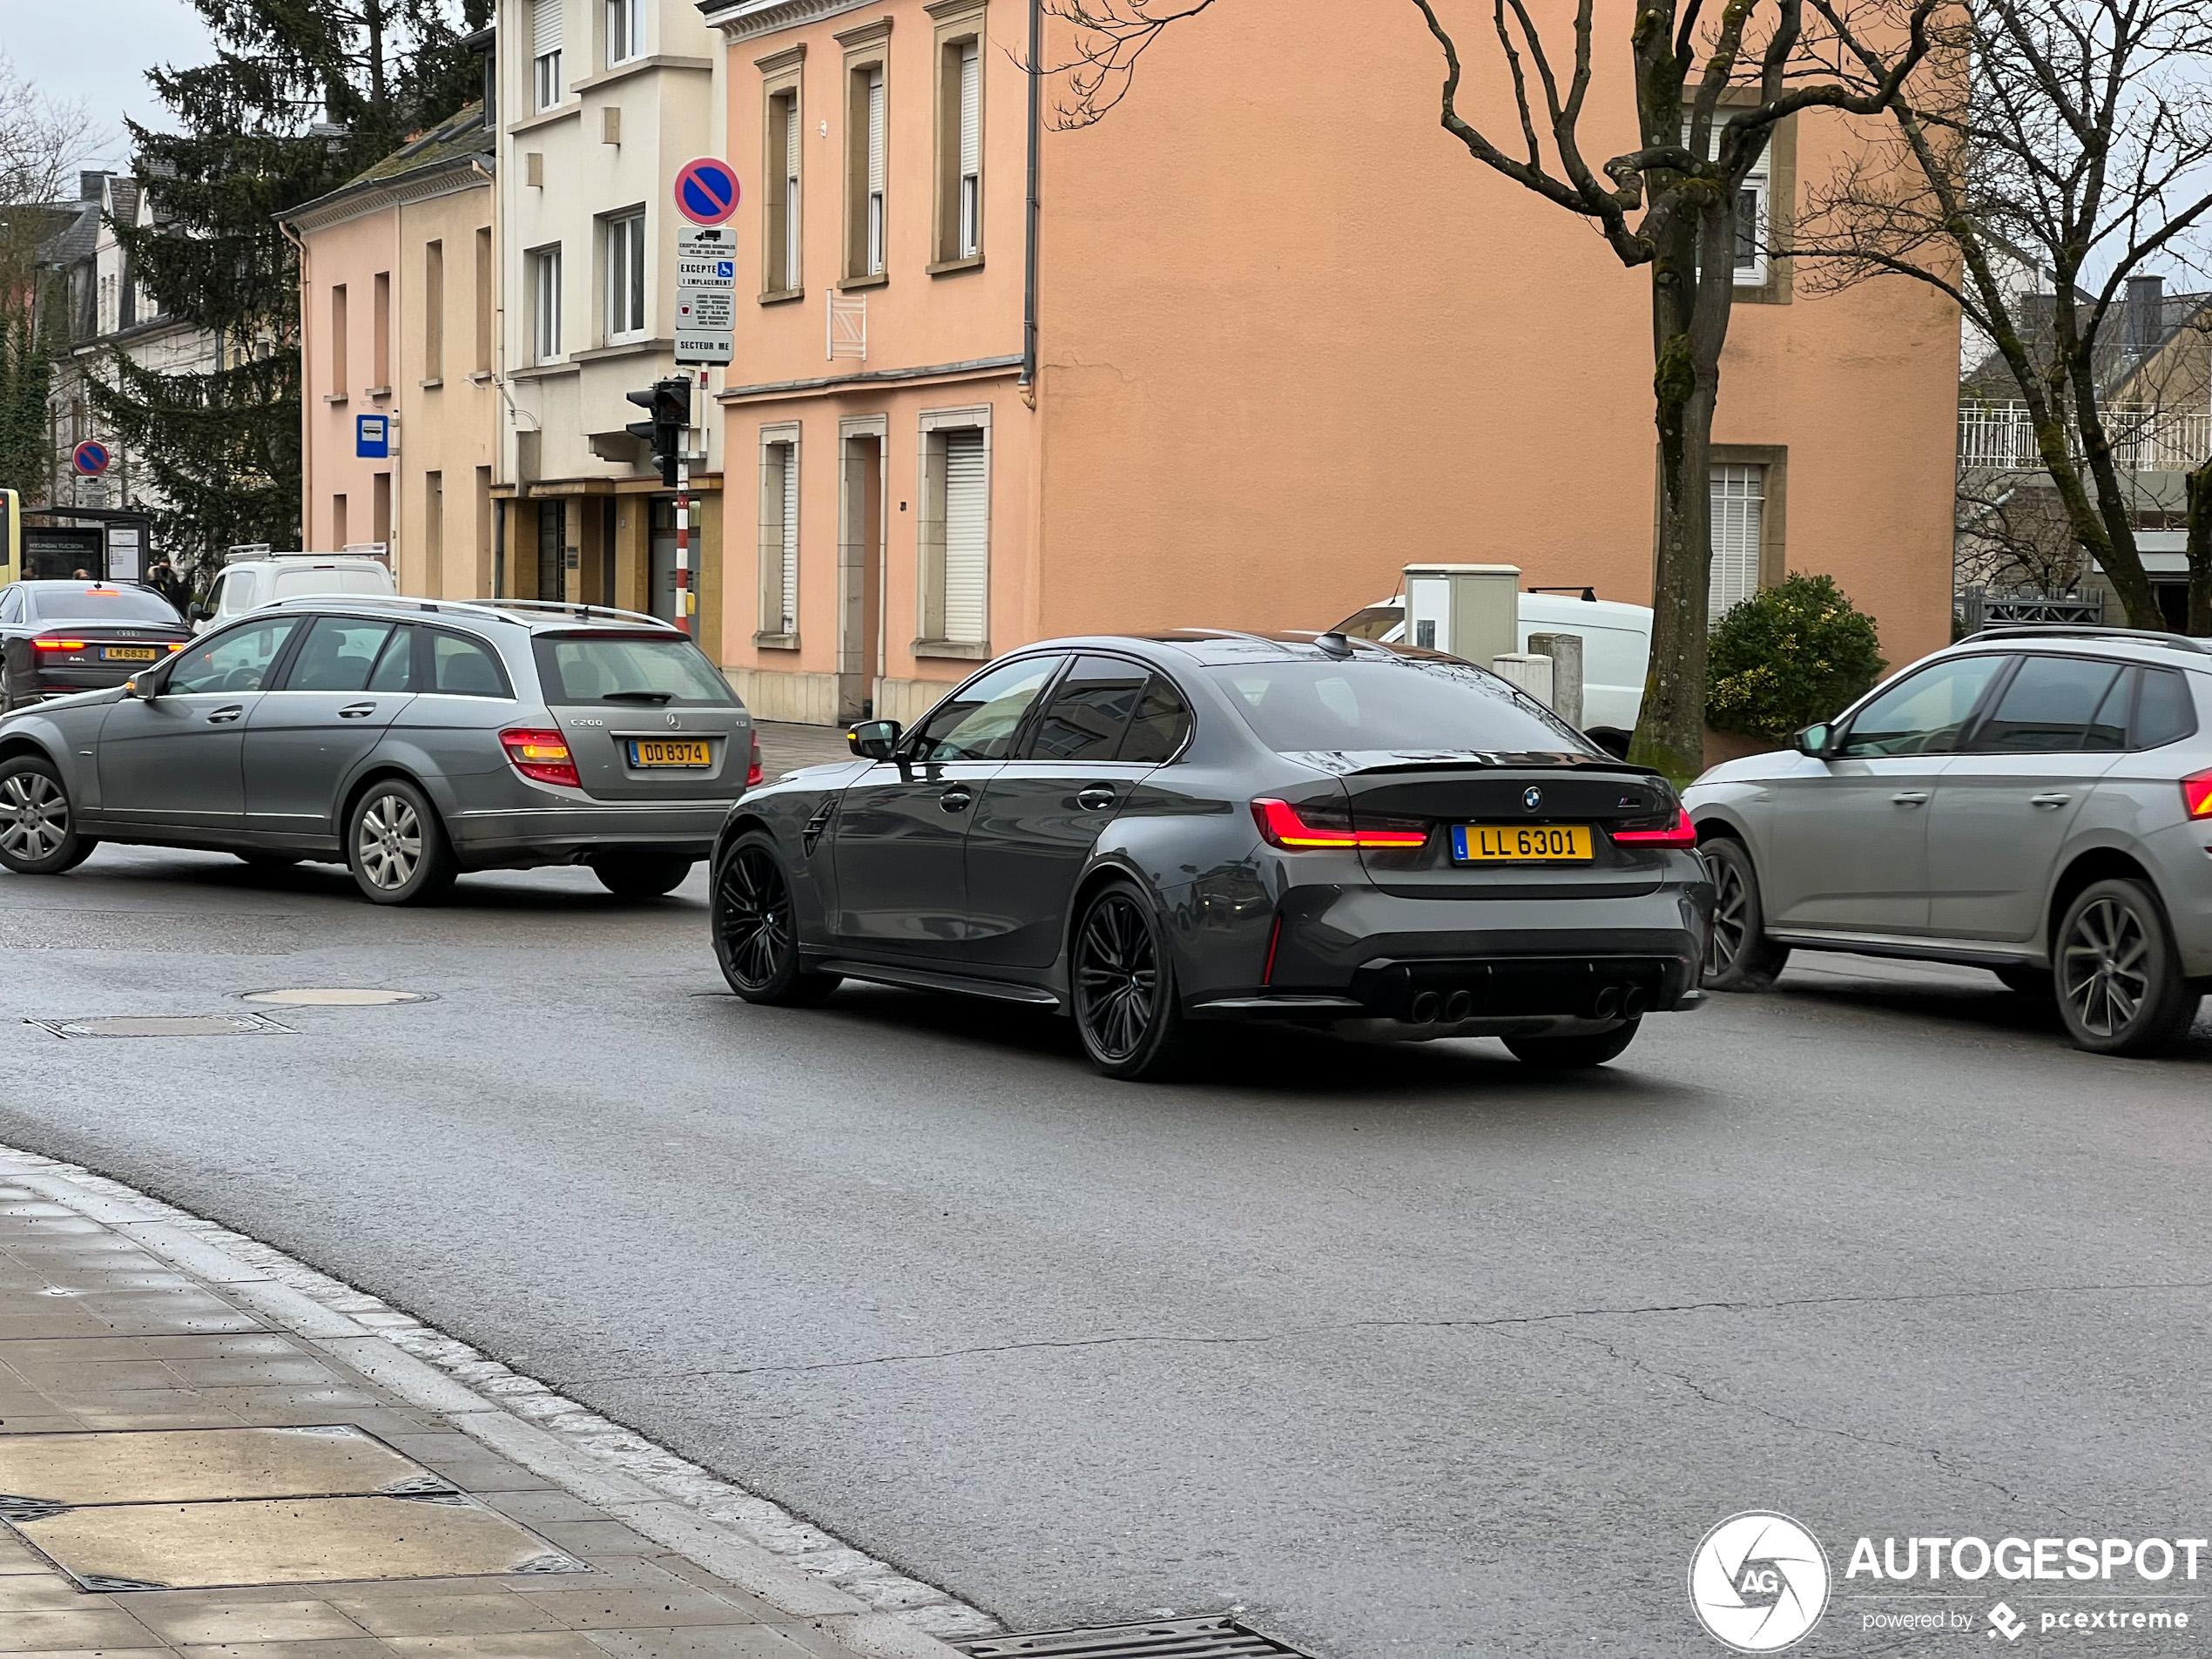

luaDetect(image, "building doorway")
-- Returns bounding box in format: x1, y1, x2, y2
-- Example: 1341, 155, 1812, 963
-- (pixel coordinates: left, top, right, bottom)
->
838, 428, 885, 721
536, 501, 563, 601
649, 498, 678, 623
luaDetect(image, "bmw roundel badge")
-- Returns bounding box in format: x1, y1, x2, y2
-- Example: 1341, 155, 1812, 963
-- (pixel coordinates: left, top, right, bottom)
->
1523, 786, 1543, 812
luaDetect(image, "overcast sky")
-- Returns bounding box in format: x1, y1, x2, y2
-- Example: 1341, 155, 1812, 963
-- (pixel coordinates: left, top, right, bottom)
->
10, 0, 214, 169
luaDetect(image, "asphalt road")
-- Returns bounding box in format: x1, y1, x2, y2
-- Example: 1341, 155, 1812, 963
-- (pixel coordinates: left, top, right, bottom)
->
3, 786, 2211, 1656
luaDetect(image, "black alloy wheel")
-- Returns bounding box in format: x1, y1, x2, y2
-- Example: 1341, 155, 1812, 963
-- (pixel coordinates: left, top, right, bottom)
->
592, 853, 694, 900
0, 756, 97, 875
712, 833, 838, 1005
1504, 1018, 1644, 1069
2054, 878, 2201, 1056
1072, 883, 1191, 1081
346, 779, 458, 906
1699, 836, 1791, 992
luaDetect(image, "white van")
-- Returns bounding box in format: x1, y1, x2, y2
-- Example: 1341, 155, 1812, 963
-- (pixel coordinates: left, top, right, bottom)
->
192, 552, 397, 632
1333, 589, 1653, 752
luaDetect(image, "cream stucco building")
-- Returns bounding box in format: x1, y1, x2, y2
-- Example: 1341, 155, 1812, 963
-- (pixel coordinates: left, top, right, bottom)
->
493, 0, 728, 651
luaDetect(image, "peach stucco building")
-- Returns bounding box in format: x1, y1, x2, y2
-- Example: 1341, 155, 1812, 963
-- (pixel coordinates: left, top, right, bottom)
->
288, 103, 500, 598
698, 0, 1960, 725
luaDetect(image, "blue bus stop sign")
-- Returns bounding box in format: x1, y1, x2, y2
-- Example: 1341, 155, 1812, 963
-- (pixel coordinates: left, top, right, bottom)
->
355, 415, 390, 459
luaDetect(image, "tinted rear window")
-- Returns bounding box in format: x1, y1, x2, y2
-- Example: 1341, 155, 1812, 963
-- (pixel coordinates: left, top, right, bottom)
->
29, 585, 182, 625
1211, 658, 1593, 754
534, 634, 737, 705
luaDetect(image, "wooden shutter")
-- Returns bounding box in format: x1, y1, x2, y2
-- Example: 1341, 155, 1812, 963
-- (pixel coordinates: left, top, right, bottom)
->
941, 429, 987, 644
1708, 463, 1764, 620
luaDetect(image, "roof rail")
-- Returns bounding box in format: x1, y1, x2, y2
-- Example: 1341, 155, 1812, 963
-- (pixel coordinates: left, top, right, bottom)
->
482, 598, 677, 630
1969, 623, 2211, 655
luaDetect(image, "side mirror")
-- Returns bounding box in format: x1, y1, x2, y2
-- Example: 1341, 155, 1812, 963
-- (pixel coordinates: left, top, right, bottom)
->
125, 677, 155, 701
187, 603, 210, 621
1791, 722, 1835, 758
846, 718, 902, 760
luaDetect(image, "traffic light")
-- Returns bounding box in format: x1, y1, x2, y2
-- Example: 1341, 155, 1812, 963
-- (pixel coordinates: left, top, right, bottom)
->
624, 379, 692, 489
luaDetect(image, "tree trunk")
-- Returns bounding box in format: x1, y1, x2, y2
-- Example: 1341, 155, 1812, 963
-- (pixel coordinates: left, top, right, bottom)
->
2187, 457, 2212, 637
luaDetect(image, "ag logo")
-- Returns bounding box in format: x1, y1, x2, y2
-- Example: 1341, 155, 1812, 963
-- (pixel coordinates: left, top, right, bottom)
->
1689, 1512, 1830, 1652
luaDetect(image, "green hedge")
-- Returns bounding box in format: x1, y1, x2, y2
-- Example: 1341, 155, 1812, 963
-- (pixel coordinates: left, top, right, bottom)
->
1705, 572, 1887, 741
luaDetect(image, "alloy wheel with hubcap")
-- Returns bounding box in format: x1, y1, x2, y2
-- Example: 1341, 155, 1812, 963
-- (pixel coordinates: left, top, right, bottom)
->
2054, 877, 2200, 1055
1699, 836, 1790, 992
0, 758, 97, 875
346, 780, 456, 906
712, 834, 838, 1004
1073, 884, 1190, 1080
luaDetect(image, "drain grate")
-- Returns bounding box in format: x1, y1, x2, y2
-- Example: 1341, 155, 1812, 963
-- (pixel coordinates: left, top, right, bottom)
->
954, 1616, 1317, 1658
27, 1014, 294, 1039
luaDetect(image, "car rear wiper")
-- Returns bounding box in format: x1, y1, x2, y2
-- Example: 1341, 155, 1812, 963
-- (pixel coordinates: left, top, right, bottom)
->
600, 690, 674, 703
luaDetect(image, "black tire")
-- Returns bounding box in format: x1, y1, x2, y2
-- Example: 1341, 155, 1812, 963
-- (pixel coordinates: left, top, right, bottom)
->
1504, 1018, 1642, 1069
1994, 963, 2054, 997
2053, 878, 2201, 1056
591, 853, 694, 899
711, 833, 840, 1005
345, 779, 457, 906
0, 755, 97, 875
1700, 837, 1791, 991
1071, 881, 1194, 1081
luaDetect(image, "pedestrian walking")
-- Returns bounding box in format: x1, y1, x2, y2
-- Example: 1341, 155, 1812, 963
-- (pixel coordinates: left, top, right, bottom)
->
145, 558, 189, 614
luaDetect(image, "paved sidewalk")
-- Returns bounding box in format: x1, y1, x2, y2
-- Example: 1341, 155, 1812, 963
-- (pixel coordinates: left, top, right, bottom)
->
0, 1147, 987, 1659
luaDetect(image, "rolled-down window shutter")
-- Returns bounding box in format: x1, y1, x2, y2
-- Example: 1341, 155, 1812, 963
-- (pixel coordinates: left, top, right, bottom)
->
1708, 462, 1764, 620
785, 99, 802, 288
534, 0, 562, 58
779, 443, 799, 636
959, 45, 981, 173
941, 429, 987, 644
867, 71, 887, 195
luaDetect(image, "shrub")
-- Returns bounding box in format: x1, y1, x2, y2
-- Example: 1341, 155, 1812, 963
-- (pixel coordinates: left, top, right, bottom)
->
1704, 572, 1887, 741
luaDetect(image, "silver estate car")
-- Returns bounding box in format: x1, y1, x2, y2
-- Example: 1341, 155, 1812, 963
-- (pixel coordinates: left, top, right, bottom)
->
1687, 627, 2212, 1056
0, 597, 759, 904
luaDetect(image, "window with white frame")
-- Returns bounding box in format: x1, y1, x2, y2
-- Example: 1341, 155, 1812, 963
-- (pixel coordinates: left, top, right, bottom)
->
1709, 462, 1765, 620
857, 64, 887, 276
759, 433, 800, 638
532, 0, 563, 110
529, 245, 563, 362
603, 211, 646, 341
955, 41, 981, 259
920, 416, 988, 644
765, 88, 802, 293
604, 0, 643, 66
1682, 115, 1770, 283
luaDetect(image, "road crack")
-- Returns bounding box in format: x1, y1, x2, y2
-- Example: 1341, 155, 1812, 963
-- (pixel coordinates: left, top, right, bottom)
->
565, 1276, 2212, 1387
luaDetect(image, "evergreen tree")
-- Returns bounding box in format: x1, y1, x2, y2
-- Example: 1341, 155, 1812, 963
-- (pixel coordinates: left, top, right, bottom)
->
91, 0, 487, 570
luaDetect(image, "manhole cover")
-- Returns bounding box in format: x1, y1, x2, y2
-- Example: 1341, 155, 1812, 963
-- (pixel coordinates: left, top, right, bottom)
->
0, 1426, 586, 1591
27, 1014, 293, 1039
240, 988, 433, 1006
954, 1617, 1317, 1657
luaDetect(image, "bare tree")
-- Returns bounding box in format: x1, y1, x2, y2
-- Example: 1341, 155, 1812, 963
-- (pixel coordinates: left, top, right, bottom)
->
1801, 0, 2212, 632
1040, 0, 1940, 778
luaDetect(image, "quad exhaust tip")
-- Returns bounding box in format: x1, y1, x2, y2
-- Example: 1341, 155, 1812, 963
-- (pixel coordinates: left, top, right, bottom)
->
1443, 989, 1474, 1022
1409, 991, 1443, 1023
1593, 986, 1622, 1021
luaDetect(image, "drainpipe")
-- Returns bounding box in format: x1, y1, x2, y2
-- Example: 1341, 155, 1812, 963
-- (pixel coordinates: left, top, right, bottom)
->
1019, 0, 1040, 392
277, 215, 312, 554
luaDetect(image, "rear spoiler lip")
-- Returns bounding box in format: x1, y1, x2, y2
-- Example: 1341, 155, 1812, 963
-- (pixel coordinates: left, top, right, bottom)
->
1282, 748, 1664, 779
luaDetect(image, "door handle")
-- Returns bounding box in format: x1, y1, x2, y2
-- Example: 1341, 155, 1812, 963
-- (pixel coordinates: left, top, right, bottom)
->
1076, 786, 1116, 811
2029, 792, 2071, 808
337, 702, 376, 719
205, 705, 244, 725
938, 787, 973, 813
1890, 791, 1928, 806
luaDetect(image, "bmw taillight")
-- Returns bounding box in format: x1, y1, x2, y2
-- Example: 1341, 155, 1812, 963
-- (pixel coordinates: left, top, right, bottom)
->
500, 727, 580, 788
2183, 770, 2212, 819
746, 728, 763, 788
1611, 808, 1697, 847
1251, 798, 1427, 851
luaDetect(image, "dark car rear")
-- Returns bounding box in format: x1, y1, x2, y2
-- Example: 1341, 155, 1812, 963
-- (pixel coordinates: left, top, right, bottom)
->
0, 582, 189, 710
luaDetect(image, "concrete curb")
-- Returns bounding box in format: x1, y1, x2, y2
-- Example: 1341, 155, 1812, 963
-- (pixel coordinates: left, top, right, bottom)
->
0, 1147, 992, 1654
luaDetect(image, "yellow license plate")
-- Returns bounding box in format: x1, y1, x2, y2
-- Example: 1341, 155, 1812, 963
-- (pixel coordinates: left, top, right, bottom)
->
103, 647, 158, 662
628, 738, 711, 767
1452, 824, 1594, 862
